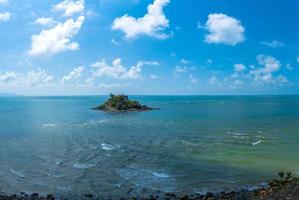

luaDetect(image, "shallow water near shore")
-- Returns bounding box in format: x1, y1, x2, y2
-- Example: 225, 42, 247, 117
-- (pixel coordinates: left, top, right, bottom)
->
0, 95, 299, 198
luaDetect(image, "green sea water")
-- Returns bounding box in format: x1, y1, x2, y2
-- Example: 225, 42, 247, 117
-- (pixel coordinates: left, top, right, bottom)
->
0, 95, 299, 198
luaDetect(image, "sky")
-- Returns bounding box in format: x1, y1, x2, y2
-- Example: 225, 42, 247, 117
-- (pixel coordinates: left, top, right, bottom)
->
0, 0, 299, 95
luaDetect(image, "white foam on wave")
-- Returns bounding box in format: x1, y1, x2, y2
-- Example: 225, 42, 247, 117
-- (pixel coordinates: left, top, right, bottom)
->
73, 163, 94, 169
101, 143, 119, 151
79, 119, 107, 127
181, 140, 200, 146
152, 172, 171, 178
42, 123, 56, 128
116, 167, 176, 192
252, 140, 262, 146
10, 169, 25, 178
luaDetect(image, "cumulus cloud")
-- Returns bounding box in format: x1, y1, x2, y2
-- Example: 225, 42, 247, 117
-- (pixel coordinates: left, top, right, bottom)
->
0, 12, 11, 22
61, 66, 84, 83
261, 40, 284, 48
29, 16, 85, 56
112, 0, 170, 39
91, 58, 159, 80
53, 0, 85, 17
0, 69, 53, 87
250, 54, 281, 83
0, 71, 19, 84
34, 17, 57, 26
234, 63, 246, 72
204, 13, 245, 45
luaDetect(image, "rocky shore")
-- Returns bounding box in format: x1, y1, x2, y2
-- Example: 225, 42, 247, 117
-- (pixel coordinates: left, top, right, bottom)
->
93, 94, 154, 112
1, 173, 298, 200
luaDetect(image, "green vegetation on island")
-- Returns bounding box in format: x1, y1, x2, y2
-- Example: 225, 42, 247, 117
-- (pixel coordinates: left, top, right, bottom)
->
93, 94, 154, 112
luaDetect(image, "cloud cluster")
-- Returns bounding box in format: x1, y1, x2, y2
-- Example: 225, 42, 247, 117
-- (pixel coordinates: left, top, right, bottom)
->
112, 0, 170, 39
29, 16, 85, 56
0, 69, 53, 87
250, 54, 281, 82
204, 13, 245, 45
91, 58, 159, 80
30, 0, 85, 56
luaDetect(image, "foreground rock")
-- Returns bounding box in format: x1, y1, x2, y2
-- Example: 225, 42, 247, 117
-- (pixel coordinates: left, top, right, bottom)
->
93, 94, 154, 112
1, 173, 299, 199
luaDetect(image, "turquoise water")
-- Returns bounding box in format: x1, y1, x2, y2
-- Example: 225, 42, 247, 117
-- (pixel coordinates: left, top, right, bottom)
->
0, 95, 299, 198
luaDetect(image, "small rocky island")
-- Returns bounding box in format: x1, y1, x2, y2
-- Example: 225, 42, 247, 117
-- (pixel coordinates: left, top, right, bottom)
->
93, 94, 154, 112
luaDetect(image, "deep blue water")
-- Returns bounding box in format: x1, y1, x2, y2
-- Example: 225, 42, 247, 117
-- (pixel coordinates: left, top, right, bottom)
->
0, 95, 299, 198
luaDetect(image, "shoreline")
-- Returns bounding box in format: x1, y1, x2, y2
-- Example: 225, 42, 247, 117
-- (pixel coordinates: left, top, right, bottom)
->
1, 173, 298, 200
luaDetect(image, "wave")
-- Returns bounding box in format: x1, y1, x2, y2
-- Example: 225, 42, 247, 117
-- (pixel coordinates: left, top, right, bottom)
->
73, 163, 94, 169
116, 167, 176, 192
10, 169, 25, 178
252, 140, 262, 146
101, 143, 119, 151
42, 123, 56, 128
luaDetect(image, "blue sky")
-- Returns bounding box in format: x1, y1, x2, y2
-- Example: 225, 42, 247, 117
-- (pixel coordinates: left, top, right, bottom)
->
0, 0, 299, 95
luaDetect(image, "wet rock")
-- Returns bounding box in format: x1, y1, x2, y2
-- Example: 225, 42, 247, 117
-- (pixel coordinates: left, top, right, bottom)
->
31, 193, 39, 197
84, 193, 93, 198
181, 194, 189, 200
46, 194, 55, 200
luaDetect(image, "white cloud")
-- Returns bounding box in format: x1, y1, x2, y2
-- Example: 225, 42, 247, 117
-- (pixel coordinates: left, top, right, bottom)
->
208, 75, 221, 85
206, 59, 213, 65
150, 74, 158, 79
286, 63, 293, 70
99, 82, 130, 89
188, 74, 198, 84
0, 12, 11, 22
204, 13, 245, 45
54, 0, 85, 17
112, 0, 170, 39
34, 17, 57, 26
250, 54, 281, 83
25, 69, 53, 87
174, 66, 189, 74
0, 71, 19, 84
0, 69, 53, 87
91, 58, 159, 80
0, 0, 8, 5
297, 55, 299, 63
234, 63, 246, 72
29, 16, 85, 56
61, 66, 84, 83
261, 40, 284, 48
180, 59, 190, 64
111, 38, 121, 45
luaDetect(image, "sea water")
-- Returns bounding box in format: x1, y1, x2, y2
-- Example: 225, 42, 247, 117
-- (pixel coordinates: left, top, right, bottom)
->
0, 95, 299, 198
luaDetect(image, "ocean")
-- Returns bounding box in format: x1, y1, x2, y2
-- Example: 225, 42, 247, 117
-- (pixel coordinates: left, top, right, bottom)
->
0, 95, 299, 198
